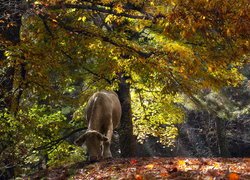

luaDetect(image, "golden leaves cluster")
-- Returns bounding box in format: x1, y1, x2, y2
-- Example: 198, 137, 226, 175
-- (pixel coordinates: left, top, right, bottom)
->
4, 0, 249, 122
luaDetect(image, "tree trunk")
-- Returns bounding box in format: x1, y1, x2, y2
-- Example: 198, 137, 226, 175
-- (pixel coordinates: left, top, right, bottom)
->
215, 117, 231, 157
117, 75, 136, 157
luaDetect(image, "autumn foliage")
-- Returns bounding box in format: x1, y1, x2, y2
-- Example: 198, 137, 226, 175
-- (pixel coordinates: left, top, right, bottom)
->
0, 0, 249, 179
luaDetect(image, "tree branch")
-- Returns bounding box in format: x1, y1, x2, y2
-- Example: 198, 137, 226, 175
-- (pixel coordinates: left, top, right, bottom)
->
54, 20, 152, 58
34, 128, 86, 151
37, 14, 113, 84
47, 3, 153, 20
61, 50, 113, 85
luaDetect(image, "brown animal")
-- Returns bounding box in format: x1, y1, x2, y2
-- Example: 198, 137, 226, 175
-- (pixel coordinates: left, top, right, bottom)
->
75, 90, 121, 161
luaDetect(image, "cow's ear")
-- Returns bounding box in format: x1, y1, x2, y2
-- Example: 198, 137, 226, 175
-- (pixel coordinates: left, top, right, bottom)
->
74, 133, 87, 146
101, 135, 108, 142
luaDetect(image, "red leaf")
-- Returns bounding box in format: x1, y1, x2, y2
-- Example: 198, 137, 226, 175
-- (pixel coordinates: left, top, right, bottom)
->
130, 159, 137, 165
135, 174, 143, 180
160, 172, 169, 177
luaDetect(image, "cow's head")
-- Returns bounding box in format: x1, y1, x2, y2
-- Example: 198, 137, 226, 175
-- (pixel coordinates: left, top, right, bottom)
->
74, 130, 108, 161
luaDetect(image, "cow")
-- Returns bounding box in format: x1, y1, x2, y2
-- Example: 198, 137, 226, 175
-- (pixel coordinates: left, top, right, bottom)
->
74, 90, 121, 162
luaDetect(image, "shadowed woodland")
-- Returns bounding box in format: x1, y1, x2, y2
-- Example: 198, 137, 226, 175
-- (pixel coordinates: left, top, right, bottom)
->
0, 0, 249, 179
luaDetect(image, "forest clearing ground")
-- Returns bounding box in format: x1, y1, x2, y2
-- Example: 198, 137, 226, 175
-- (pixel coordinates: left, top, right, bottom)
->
29, 157, 250, 180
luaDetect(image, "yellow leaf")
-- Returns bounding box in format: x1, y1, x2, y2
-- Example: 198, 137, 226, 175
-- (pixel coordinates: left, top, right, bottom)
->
226, 29, 231, 37
171, 1, 176, 6
78, 16, 86, 22
114, 3, 124, 13
102, 0, 113, 4
192, 27, 196, 33
245, 40, 249, 46
105, 15, 113, 24
177, 160, 186, 167
213, 162, 220, 168
208, 66, 213, 72
145, 164, 154, 169
179, 66, 185, 73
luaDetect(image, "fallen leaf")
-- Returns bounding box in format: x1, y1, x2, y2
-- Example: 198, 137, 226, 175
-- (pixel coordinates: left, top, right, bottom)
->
135, 174, 143, 180
178, 160, 186, 167
145, 164, 154, 170
228, 173, 239, 180
130, 159, 137, 165
204, 175, 213, 180
213, 162, 220, 168
160, 172, 169, 177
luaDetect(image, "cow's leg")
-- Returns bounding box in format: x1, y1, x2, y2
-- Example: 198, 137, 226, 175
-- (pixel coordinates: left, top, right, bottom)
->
103, 124, 113, 159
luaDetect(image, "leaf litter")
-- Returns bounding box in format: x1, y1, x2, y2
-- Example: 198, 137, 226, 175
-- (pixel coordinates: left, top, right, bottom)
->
71, 157, 250, 180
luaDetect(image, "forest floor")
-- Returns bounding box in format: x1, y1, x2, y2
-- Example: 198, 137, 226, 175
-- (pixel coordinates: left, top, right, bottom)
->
29, 157, 250, 180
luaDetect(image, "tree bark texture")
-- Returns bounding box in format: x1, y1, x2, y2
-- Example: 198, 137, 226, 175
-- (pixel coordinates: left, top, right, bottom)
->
117, 75, 136, 157
215, 117, 231, 157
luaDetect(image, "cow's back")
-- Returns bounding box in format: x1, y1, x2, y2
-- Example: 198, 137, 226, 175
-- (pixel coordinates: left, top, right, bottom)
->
86, 90, 121, 130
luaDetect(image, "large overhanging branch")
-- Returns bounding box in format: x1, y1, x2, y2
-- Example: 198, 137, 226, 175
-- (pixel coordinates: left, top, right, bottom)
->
48, 17, 153, 58
79, 0, 164, 20
47, 3, 154, 20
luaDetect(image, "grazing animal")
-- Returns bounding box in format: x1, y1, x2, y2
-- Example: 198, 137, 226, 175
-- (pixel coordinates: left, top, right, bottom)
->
75, 90, 121, 161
